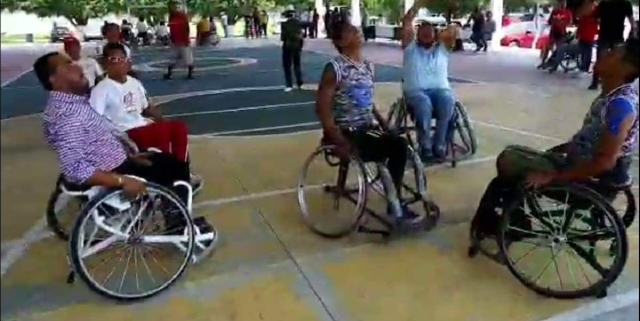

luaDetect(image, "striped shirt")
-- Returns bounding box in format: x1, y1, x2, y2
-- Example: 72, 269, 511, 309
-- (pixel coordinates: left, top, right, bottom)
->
42, 91, 128, 184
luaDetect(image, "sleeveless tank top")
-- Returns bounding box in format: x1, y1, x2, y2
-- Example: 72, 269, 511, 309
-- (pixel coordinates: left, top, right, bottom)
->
330, 55, 376, 128
568, 84, 639, 184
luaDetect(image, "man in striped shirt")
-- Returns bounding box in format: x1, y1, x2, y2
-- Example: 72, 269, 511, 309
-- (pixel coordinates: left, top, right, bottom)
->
36, 52, 207, 231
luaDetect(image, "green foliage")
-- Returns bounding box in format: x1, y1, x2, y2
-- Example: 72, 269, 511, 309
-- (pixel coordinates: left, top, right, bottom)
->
1, 0, 127, 25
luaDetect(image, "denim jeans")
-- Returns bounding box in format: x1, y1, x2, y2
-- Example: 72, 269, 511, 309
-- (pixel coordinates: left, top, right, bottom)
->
404, 88, 455, 159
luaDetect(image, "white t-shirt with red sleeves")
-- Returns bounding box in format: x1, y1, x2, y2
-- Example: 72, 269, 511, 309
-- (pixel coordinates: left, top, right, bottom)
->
90, 76, 152, 132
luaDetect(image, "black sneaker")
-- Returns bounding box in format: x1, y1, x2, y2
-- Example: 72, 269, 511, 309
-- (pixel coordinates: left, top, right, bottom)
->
588, 83, 598, 91
163, 73, 172, 80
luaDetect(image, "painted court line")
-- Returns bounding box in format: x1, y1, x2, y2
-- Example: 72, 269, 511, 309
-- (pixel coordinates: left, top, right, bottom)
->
167, 101, 314, 118
540, 288, 639, 321
195, 122, 319, 137
0, 155, 497, 277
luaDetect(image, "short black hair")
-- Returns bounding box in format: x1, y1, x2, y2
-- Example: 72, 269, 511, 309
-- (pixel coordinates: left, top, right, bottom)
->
33, 52, 60, 91
103, 22, 119, 33
622, 37, 639, 83
102, 42, 128, 59
329, 18, 350, 50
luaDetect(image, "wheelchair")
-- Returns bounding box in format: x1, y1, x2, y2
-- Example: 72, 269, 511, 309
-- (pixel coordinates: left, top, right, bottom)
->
297, 132, 441, 240
386, 97, 478, 167
467, 165, 637, 299
45, 157, 215, 302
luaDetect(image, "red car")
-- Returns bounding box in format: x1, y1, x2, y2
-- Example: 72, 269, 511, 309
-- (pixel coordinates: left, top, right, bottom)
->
500, 22, 550, 49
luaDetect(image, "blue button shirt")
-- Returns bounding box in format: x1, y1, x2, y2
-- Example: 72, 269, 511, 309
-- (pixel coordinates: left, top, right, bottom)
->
402, 41, 450, 93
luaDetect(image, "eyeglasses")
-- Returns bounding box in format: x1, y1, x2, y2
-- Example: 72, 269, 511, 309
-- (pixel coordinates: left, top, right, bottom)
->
107, 57, 131, 63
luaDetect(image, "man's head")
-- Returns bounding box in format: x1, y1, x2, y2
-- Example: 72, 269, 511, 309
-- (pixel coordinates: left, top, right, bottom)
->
416, 22, 437, 47
557, 0, 567, 8
33, 52, 88, 94
103, 23, 121, 43
169, 1, 180, 14
63, 37, 81, 61
595, 38, 640, 84
102, 42, 131, 79
486, 11, 493, 20
330, 20, 362, 53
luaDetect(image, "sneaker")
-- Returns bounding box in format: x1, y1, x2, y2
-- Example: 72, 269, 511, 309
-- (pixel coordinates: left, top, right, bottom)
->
284, 87, 293, 92
192, 216, 215, 248
588, 83, 598, 91
394, 206, 425, 228
190, 174, 203, 196
163, 73, 172, 80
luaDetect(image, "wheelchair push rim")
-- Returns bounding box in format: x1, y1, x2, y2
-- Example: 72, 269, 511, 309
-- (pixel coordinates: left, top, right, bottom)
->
498, 184, 629, 299
297, 146, 368, 238
69, 183, 195, 301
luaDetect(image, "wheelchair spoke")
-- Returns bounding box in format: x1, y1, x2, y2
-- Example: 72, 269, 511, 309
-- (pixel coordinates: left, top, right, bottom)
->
117, 247, 135, 293
531, 246, 560, 285
551, 247, 565, 290
566, 246, 594, 288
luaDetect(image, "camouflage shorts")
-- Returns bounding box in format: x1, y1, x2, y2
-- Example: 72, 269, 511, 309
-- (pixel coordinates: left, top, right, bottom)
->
499, 145, 567, 178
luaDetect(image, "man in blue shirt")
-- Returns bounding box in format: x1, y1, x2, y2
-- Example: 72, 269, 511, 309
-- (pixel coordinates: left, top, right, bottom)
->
401, 0, 457, 162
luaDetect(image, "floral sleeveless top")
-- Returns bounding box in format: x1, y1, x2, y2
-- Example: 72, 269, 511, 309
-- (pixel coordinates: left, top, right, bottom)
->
568, 84, 639, 184
330, 56, 376, 128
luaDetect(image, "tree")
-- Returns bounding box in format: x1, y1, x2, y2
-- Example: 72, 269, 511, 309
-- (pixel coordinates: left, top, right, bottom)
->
1, 0, 127, 25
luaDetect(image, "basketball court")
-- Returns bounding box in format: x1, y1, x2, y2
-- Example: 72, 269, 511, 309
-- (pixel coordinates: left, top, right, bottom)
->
1, 40, 638, 321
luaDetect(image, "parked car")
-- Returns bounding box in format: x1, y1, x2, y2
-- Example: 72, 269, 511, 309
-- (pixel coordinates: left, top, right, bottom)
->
80, 23, 104, 41
500, 21, 576, 49
50, 23, 82, 42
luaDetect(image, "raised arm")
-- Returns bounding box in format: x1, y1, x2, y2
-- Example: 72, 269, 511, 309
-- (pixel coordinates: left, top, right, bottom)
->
401, 0, 426, 48
438, 25, 458, 51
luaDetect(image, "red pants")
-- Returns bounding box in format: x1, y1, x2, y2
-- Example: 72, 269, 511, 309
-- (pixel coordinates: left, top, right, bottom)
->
126, 120, 189, 161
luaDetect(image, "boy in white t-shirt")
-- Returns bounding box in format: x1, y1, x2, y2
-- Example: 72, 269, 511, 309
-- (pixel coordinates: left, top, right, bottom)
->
90, 43, 203, 191
63, 37, 103, 87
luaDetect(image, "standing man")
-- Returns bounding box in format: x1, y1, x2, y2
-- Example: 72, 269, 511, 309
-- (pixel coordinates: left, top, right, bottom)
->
467, 7, 486, 52
575, 0, 599, 75
311, 8, 320, 39
589, 0, 636, 90
401, 0, 458, 163
324, 4, 332, 38
220, 12, 229, 38
281, 10, 304, 92
165, 1, 194, 80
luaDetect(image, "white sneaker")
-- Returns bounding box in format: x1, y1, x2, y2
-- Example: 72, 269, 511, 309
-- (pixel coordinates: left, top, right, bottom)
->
284, 87, 293, 92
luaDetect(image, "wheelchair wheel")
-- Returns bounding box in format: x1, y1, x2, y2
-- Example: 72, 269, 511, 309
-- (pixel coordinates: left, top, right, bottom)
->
46, 185, 86, 241
560, 54, 580, 73
297, 146, 368, 238
69, 183, 195, 301
498, 184, 628, 299
611, 187, 637, 229
454, 101, 477, 155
